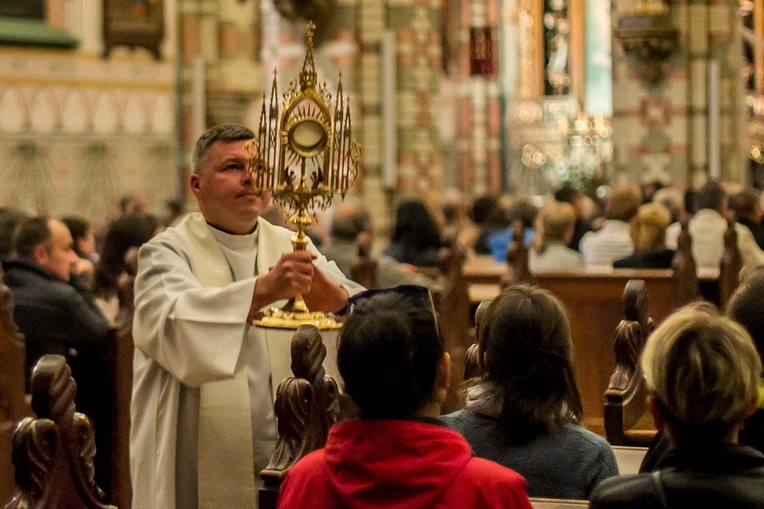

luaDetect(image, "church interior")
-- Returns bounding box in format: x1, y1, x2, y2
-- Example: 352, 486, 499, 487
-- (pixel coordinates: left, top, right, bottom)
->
2, 0, 763, 222
3, 0, 764, 508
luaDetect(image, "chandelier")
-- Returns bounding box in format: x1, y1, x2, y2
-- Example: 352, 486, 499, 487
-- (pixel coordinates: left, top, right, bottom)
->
512, 99, 613, 194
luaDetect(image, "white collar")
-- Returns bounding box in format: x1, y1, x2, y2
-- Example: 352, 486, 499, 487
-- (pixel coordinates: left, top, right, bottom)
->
209, 222, 259, 251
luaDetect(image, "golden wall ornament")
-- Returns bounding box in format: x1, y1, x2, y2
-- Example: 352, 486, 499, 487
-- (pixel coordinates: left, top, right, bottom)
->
614, 11, 678, 85
246, 21, 361, 330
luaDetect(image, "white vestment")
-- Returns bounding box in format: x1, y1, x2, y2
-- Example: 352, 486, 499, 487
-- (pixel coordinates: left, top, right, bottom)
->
130, 213, 363, 509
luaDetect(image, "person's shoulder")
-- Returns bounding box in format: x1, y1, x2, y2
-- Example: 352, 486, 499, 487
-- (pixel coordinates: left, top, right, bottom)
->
558, 244, 585, 263
279, 449, 330, 496
136, 227, 185, 263
258, 216, 293, 237
488, 227, 511, 245
564, 422, 611, 446
734, 220, 759, 240
1, 260, 34, 281
579, 229, 599, 246
590, 473, 654, 509
462, 455, 526, 487
144, 221, 187, 247
440, 409, 468, 427
690, 210, 726, 230
453, 460, 533, 509
285, 448, 327, 476
279, 449, 335, 508
377, 255, 433, 288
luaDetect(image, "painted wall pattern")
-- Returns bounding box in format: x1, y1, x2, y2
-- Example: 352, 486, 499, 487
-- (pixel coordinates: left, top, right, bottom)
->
0, 46, 177, 218
611, 0, 746, 186
0, 0, 178, 221
2, 0, 756, 226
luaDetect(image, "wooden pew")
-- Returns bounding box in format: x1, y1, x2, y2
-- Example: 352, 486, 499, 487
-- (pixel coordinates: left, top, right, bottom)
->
604, 280, 656, 446
0, 266, 33, 505
350, 232, 378, 289
463, 299, 491, 382
527, 269, 676, 434
502, 221, 533, 287
462, 220, 735, 434
259, 325, 339, 509
6, 354, 115, 508
530, 499, 588, 509
670, 217, 699, 309
432, 237, 472, 414
719, 213, 743, 311
106, 248, 139, 509
465, 257, 678, 433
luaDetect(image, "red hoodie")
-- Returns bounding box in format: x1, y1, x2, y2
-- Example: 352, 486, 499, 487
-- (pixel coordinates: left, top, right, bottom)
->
277, 419, 533, 509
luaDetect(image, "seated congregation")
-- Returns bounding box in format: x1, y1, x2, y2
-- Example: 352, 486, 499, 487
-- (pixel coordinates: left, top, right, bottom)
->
276, 270, 764, 508
5, 267, 764, 508
5, 177, 764, 509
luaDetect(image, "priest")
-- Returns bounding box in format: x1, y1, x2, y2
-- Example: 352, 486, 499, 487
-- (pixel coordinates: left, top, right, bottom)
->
130, 123, 363, 509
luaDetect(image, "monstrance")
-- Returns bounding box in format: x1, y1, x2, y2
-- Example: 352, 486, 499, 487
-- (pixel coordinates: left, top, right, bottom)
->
246, 21, 361, 330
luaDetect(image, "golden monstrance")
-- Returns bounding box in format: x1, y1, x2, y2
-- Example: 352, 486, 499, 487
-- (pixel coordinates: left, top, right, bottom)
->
246, 21, 362, 330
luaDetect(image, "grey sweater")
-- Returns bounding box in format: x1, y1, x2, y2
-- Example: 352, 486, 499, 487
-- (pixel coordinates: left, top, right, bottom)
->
442, 409, 619, 500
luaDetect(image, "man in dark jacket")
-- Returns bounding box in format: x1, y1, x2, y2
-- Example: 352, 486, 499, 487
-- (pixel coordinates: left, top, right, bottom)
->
3, 216, 110, 384
3, 216, 113, 494
591, 307, 764, 509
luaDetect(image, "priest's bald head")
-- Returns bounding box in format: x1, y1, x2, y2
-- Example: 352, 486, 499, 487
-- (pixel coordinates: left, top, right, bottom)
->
189, 124, 271, 235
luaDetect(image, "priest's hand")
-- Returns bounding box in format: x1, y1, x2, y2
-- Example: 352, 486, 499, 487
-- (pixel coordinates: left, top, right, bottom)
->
249, 251, 315, 315
303, 266, 349, 313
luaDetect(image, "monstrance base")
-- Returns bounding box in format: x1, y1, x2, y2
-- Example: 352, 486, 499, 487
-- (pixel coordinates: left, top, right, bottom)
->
252, 307, 343, 330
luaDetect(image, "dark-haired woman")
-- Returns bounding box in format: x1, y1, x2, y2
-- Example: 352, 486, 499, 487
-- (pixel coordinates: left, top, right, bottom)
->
384, 200, 444, 267
61, 215, 97, 288
278, 287, 533, 509
93, 213, 160, 323
443, 285, 618, 499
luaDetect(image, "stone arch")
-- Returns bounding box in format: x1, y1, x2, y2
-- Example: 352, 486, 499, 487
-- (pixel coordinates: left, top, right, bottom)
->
0, 84, 29, 132
29, 85, 63, 133
123, 90, 151, 134
92, 88, 121, 134
61, 89, 91, 133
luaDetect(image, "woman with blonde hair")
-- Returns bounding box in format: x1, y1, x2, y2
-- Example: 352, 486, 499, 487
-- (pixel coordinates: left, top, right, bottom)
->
591, 307, 764, 508
528, 201, 584, 271
614, 202, 674, 269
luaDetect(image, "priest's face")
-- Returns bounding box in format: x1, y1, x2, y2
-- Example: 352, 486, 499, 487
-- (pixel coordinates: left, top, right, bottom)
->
190, 140, 271, 234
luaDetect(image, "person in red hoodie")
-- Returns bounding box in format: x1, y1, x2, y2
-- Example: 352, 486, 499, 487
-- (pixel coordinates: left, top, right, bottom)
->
277, 285, 533, 509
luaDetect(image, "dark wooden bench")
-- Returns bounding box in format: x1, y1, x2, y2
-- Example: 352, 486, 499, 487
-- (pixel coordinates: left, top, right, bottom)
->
259, 325, 340, 509
0, 266, 33, 505
6, 354, 114, 508
104, 247, 139, 509
350, 232, 378, 290
432, 236, 472, 414
604, 279, 657, 446
461, 218, 745, 435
